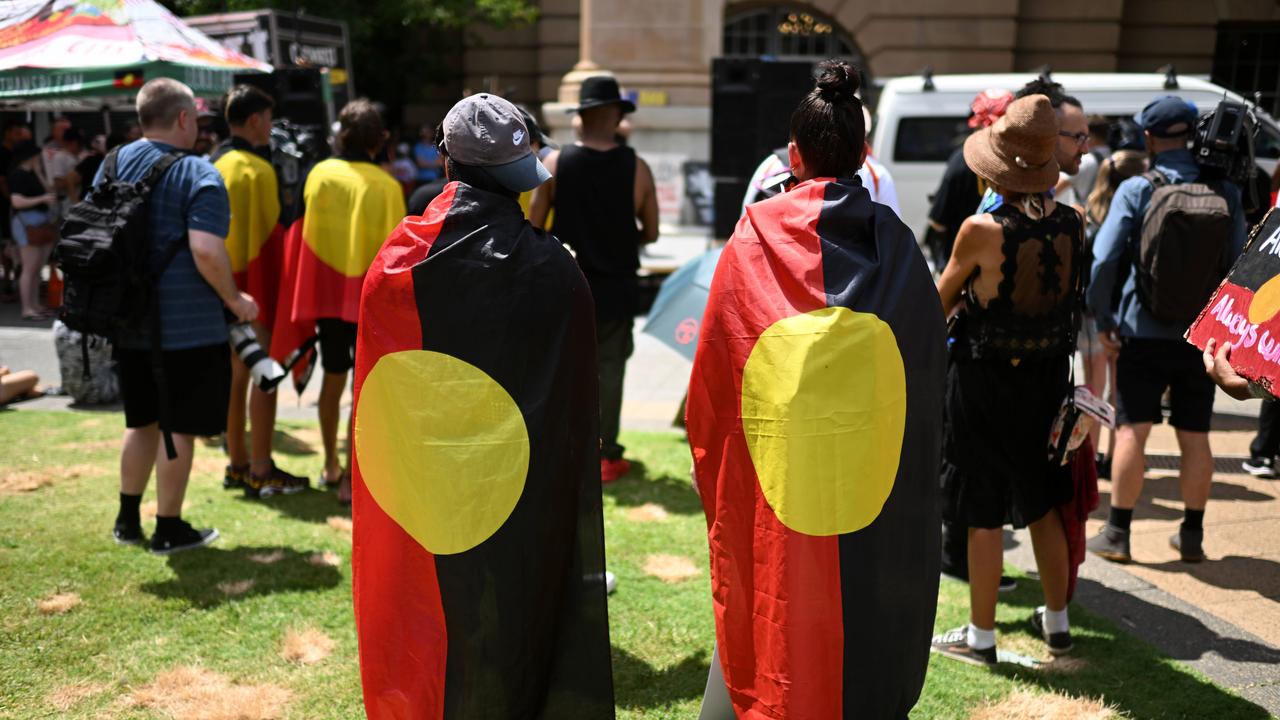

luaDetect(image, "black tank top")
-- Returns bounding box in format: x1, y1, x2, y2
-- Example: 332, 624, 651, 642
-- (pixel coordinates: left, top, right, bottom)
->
956, 202, 1083, 362
551, 144, 639, 320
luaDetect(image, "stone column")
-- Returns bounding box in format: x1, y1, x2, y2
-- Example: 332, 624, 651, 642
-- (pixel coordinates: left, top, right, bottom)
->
545, 0, 722, 225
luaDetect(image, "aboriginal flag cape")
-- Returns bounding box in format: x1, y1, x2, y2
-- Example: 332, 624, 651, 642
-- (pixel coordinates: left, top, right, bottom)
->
213, 141, 283, 329
269, 157, 406, 368
352, 181, 615, 719
686, 176, 946, 719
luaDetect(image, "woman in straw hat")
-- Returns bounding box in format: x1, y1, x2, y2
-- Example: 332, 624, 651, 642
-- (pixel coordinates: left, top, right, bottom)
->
931, 94, 1084, 666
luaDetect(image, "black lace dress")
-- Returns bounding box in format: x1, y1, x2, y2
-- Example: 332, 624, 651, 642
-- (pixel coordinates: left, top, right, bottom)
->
941, 202, 1083, 530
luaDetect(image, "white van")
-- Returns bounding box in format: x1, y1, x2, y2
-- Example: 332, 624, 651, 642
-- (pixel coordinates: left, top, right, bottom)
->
871, 72, 1280, 239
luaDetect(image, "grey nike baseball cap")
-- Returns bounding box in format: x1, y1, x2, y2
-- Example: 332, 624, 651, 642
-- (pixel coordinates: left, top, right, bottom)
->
441, 93, 552, 193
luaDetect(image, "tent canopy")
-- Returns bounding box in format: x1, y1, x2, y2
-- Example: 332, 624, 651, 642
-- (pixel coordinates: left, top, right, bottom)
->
0, 0, 271, 109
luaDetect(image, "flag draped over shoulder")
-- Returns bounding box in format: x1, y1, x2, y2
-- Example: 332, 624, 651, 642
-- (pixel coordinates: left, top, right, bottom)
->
214, 147, 282, 329
352, 181, 615, 719
269, 157, 405, 367
686, 177, 946, 719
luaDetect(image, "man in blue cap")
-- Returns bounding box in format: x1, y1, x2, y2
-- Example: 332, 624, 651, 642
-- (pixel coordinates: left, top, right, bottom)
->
1087, 96, 1247, 565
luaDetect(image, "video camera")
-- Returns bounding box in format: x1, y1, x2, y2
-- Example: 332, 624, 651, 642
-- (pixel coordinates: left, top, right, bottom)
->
1193, 100, 1258, 187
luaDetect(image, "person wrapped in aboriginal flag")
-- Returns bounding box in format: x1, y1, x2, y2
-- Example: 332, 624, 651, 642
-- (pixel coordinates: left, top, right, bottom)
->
686, 61, 946, 719
351, 93, 615, 719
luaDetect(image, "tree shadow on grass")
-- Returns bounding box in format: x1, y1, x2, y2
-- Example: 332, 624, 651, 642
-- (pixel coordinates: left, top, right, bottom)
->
236, 487, 350, 524
603, 460, 703, 516
989, 575, 1276, 718
611, 645, 709, 710
139, 545, 342, 609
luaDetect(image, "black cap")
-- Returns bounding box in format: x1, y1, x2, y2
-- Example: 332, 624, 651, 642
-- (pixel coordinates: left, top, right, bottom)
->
568, 75, 636, 115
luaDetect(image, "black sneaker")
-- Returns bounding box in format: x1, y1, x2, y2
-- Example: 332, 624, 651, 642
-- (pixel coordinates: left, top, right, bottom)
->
113, 522, 146, 546
244, 463, 310, 499
150, 521, 219, 556
1241, 456, 1276, 478
940, 568, 1018, 593
1087, 524, 1131, 563
1170, 527, 1206, 563
223, 464, 249, 490
1031, 607, 1074, 655
930, 626, 996, 666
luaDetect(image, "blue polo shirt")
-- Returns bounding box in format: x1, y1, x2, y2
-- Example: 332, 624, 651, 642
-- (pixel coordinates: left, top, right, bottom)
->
1087, 149, 1246, 340
94, 140, 231, 350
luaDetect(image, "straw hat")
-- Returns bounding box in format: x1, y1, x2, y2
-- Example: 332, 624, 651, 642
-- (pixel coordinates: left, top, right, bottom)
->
963, 94, 1060, 194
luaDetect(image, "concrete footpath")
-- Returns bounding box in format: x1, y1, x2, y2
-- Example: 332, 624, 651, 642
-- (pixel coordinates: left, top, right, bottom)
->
3, 300, 1278, 714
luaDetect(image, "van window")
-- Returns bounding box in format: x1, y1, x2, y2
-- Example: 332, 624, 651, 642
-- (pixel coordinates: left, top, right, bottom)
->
893, 117, 968, 163
1256, 123, 1280, 161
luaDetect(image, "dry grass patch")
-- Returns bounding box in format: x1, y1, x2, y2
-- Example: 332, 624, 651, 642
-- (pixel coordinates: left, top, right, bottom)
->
248, 549, 285, 565
46, 681, 106, 711
643, 554, 701, 583
1039, 655, 1091, 674
126, 666, 291, 720
969, 689, 1115, 720
280, 628, 335, 665
308, 551, 341, 567
1, 464, 101, 495
326, 516, 353, 535
626, 503, 669, 522
216, 580, 255, 597
191, 455, 227, 477
37, 592, 81, 615
55, 439, 117, 452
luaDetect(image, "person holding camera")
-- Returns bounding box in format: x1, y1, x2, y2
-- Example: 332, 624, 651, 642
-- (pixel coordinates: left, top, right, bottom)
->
1087, 96, 1247, 565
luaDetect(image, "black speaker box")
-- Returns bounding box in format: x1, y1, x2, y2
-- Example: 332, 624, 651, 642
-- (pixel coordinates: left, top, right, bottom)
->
234, 68, 327, 127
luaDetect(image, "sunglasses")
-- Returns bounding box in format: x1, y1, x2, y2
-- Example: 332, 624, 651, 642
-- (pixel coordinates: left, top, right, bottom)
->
1058, 131, 1089, 146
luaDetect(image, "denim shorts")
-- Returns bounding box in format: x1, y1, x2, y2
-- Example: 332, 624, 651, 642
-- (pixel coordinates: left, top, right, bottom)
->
10, 209, 51, 247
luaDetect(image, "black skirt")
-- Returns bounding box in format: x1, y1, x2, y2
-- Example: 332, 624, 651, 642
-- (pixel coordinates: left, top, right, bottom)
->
941, 353, 1074, 529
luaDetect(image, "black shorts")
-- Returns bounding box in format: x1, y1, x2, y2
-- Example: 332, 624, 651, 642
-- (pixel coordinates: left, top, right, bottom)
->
118, 343, 231, 436
317, 318, 357, 374
1115, 337, 1215, 432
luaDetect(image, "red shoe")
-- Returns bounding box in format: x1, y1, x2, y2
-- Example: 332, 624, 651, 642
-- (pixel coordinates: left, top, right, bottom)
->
601, 457, 631, 483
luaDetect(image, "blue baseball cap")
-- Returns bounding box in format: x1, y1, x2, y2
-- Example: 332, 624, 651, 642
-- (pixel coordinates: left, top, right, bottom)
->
1134, 96, 1198, 138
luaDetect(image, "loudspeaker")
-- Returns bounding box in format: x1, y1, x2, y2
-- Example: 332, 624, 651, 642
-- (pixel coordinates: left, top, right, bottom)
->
710, 58, 815, 238
234, 68, 328, 127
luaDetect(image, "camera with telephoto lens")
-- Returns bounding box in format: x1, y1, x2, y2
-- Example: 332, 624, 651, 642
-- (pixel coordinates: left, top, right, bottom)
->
229, 322, 287, 393
1193, 100, 1257, 187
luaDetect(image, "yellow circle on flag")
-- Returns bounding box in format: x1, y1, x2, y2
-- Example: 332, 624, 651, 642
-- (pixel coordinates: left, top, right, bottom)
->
741, 307, 906, 536
1248, 275, 1280, 325
355, 350, 529, 555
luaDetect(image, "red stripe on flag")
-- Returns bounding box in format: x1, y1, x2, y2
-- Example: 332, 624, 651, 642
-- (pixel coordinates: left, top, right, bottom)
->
687, 180, 845, 719
354, 183, 457, 719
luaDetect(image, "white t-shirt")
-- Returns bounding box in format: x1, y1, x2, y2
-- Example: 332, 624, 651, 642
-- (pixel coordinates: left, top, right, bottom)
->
741, 150, 902, 217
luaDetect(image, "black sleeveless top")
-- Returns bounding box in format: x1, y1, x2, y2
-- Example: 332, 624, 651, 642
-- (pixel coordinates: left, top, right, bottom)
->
955, 202, 1083, 362
551, 144, 639, 320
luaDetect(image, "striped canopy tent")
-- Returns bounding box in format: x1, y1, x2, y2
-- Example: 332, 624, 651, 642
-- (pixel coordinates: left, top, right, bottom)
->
0, 0, 270, 110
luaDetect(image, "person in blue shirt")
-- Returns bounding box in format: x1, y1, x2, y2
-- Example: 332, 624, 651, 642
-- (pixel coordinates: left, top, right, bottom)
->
103, 78, 260, 556
1086, 96, 1247, 565
412, 123, 442, 184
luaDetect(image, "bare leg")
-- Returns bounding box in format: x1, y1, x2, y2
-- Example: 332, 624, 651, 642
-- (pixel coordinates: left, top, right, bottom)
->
1028, 510, 1069, 612
1109, 422, 1152, 510
337, 405, 354, 503
153, 433, 195, 517
0, 369, 39, 403
968, 527, 1003, 631
226, 353, 251, 468
319, 371, 347, 482
121, 425, 160, 497
17, 244, 45, 315
1175, 429, 1213, 511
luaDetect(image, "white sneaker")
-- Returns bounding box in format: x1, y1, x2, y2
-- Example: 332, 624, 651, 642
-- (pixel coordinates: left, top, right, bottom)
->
605, 571, 618, 595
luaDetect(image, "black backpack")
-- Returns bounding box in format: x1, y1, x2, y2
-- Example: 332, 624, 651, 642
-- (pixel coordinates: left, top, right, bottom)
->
55, 147, 186, 341
1135, 170, 1234, 326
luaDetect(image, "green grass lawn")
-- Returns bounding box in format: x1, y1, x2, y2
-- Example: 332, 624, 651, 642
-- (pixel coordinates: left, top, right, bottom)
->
0, 410, 1269, 719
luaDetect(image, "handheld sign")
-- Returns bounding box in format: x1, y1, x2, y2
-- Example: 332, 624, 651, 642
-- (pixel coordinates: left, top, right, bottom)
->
1187, 209, 1280, 394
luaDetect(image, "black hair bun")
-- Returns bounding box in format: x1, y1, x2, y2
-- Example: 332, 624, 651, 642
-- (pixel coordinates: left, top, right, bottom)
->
815, 60, 860, 102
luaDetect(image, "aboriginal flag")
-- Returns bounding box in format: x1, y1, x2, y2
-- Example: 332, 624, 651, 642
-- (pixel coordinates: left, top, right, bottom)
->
214, 144, 283, 329
352, 181, 615, 719
687, 177, 945, 719
270, 157, 405, 369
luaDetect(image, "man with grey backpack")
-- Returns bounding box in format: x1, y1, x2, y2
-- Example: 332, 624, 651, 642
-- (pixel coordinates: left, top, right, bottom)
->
1087, 96, 1247, 565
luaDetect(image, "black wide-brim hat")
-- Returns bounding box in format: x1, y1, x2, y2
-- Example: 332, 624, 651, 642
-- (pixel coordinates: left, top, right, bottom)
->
568, 75, 636, 115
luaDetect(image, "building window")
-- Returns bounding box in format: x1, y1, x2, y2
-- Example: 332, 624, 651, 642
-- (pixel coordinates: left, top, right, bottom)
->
1213, 22, 1280, 118
724, 5, 862, 63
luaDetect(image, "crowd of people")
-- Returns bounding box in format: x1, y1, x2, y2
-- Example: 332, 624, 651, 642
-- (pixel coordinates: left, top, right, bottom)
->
6, 51, 1279, 714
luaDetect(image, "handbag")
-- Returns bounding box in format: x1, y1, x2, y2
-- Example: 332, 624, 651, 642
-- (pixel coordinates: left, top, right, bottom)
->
22, 220, 56, 246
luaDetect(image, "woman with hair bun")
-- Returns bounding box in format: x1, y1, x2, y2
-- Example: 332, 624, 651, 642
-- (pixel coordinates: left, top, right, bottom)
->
687, 60, 945, 719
